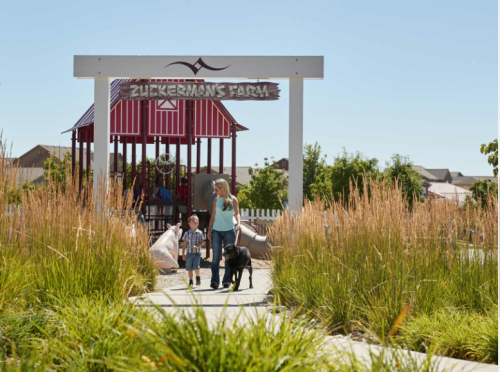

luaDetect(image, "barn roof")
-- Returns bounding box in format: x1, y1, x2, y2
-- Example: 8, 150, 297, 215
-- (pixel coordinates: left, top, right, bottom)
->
62, 79, 247, 137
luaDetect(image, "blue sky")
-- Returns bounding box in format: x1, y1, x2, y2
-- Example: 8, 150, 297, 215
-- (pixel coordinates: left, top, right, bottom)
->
0, 0, 497, 175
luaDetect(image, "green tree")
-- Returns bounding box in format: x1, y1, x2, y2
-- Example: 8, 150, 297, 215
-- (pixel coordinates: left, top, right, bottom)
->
480, 139, 498, 176
383, 154, 423, 208
43, 152, 80, 184
303, 143, 329, 201
469, 179, 498, 208
238, 158, 287, 210
123, 155, 184, 192
328, 150, 379, 203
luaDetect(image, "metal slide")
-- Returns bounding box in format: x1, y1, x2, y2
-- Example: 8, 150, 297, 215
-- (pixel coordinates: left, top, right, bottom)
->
202, 180, 271, 259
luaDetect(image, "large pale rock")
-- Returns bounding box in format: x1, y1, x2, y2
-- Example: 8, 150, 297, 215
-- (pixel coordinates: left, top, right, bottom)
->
149, 224, 182, 270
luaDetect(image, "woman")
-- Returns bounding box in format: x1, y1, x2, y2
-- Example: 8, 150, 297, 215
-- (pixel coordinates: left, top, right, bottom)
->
207, 178, 241, 289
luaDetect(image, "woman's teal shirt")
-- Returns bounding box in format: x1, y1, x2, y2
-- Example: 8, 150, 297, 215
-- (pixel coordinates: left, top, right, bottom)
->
212, 196, 236, 231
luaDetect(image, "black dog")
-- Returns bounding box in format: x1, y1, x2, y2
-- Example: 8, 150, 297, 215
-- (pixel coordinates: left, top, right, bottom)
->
223, 244, 253, 291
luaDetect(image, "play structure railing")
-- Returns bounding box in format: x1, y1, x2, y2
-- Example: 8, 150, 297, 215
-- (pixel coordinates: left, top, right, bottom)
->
240, 208, 281, 222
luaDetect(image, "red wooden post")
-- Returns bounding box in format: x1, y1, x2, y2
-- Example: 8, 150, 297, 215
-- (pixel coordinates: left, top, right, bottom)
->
154, 136, 160, 231
219, 138, 224, 174
86, 126, 91, 182
155, 136, 160, 163
175, 137, 180, 221
113, 136, 118, 180
231, 125, 237, 195
186, 101, 193, 217
122, 138, 127, 193
141, 100, 148, 215
78, 128, 83, 192
71, 130, 76, 180
132, 137, 137, 186
207, 138, 212, 174
196, 138, 201, 174
165, 137, 170, 191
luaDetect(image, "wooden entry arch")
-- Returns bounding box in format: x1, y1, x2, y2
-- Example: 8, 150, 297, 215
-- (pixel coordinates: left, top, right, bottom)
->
74, 55, 324, 211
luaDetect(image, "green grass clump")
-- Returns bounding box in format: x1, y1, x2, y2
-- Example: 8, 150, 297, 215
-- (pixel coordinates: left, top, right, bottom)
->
397, 306, 498, 364
1, 296, 446, 372
0, 139, 157, 307
2, 297, 330, 371
269, 179, 497, 364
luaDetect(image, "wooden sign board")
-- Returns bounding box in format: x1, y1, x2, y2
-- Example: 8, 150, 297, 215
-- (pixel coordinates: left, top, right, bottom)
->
119, 82, 279, 101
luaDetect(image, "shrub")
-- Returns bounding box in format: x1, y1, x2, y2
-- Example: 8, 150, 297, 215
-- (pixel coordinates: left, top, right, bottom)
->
398, 306, 498, 364
0, 139, 156, 306
269, 178, 497, 353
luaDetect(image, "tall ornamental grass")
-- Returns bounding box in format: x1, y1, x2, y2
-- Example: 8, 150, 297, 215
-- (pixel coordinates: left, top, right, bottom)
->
269, 179, 498, 348
0, 140, 156, 307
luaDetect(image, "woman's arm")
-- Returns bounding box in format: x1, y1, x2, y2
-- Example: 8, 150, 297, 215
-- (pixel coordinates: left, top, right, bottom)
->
233, 197, 241, 231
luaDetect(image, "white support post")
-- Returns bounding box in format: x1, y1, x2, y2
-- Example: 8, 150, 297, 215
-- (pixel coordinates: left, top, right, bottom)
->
93, 78, 111, 206
289, 78, 304, 212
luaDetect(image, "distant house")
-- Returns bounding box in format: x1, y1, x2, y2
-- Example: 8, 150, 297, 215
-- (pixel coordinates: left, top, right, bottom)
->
191, 166, 252, 185
450, 171, 464, 178
428, 182, 472, 206
10, 145, 122, 185
451, 176, 497, 190
413, 166, 452, 183
413, 165, 497, 193
272, 158, 289, 171
268, 158, 289, 184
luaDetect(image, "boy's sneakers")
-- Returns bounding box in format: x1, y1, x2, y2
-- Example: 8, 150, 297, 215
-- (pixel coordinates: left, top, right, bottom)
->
188, 280, 193, 288
196, 276, 201, 286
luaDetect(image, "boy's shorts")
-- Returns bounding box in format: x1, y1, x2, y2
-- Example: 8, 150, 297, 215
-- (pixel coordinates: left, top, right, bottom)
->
186, 253, 201, 271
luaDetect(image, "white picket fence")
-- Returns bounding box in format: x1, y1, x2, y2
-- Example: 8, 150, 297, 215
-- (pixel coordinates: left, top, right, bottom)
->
240, 208, 281, 222
5, 204, 21, 216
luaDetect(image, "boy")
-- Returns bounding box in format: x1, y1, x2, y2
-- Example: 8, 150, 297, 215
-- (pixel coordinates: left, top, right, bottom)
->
156, 182, 171, 216
181, 214, 204, 287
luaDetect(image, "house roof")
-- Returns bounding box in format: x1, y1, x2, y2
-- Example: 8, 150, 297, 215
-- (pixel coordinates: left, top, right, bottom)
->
412, 166, 438, 181
450, 171, 463, 178
425, 169, 451, 181
452, 176, 498, 185
17, 145, 121, 167
39, 145, 74, 162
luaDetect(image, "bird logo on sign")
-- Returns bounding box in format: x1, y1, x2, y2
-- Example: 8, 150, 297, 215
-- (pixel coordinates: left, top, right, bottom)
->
165, 57, 231, 76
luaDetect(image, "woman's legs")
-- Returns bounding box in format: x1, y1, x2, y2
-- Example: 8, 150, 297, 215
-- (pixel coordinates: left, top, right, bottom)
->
210, 230, 223, 287
210, 229, 237, 288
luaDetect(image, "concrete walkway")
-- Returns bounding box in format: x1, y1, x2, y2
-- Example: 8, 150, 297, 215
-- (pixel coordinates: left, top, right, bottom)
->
130, 269, 271, 325
129, 269, 496, 372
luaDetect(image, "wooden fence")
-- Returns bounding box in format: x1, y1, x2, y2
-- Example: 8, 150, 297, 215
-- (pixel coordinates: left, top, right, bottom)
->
240, 208, 281, 222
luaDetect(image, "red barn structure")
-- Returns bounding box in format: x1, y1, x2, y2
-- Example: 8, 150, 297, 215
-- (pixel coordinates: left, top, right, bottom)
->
63, 79, 247, 240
